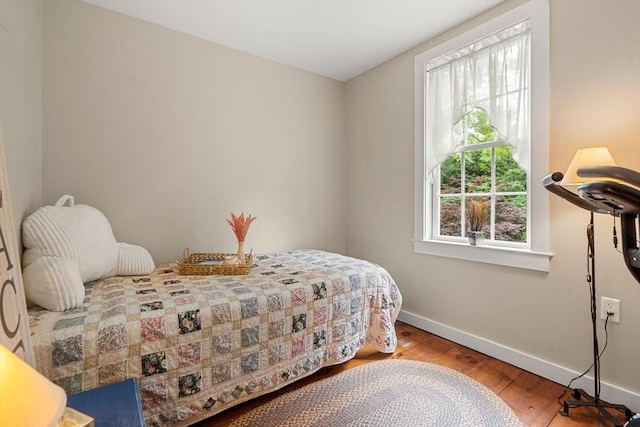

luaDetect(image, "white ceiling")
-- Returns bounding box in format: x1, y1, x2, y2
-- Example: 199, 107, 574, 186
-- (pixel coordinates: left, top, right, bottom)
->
82, 0, 505, 82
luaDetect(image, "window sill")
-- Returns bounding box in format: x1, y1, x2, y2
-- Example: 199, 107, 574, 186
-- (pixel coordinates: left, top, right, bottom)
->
414, 239, 552, 272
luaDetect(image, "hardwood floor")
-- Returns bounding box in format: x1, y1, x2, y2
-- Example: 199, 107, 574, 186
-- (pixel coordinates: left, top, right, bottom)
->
196, 321, 632, 426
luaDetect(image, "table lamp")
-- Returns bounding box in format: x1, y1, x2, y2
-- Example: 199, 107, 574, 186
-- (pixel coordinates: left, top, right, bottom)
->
0, 344, 94, 427
0, 343, 66, 426
561, 146, 617, 185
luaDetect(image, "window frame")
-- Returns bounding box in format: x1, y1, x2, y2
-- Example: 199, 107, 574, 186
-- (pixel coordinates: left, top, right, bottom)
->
414, 0, 552, 272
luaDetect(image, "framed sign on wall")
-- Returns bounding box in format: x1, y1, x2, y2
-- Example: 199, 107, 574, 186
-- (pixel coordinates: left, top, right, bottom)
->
0, 126, 34, 365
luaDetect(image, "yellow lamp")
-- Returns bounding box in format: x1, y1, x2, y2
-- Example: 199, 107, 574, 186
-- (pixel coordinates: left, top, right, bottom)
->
561, 146, 617, 185
0, 344, 66, 426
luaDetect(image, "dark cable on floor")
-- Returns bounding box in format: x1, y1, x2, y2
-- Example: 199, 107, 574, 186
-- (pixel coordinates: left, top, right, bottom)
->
555, 313, 629, 421
556, 313, 611, 407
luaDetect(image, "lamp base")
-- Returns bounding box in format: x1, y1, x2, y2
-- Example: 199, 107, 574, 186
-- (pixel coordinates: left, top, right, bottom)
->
560, 388, 634, 427
56, 407, 95, 427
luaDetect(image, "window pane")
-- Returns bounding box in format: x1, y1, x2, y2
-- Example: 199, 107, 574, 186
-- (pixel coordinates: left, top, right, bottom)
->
440, 153, 461, 194
440, 196, 461, 237
496, 145, 527, 192
495, 195, 527, 242
464, 148, 491, 193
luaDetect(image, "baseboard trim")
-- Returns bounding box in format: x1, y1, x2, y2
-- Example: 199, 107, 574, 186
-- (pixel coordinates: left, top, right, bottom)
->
398, 310, 640, 413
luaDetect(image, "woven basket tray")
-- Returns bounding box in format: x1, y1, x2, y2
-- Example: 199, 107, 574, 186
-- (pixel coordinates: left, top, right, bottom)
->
178, 248, 253, 275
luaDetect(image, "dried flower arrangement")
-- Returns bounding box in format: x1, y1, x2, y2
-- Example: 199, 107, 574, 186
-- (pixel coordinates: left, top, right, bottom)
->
466, 199, 489, 232
227, 212, 257, 243
227, 212, 257, 264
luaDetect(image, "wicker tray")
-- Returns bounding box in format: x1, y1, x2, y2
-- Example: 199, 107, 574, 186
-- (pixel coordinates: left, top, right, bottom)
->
178, 248, 253, 275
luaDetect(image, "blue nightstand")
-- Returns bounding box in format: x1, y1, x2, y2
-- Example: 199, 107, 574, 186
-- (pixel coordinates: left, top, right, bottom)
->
67, 378, 145, 427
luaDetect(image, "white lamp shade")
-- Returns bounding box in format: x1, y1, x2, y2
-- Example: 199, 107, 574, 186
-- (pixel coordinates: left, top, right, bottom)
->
0, 344, 67, 427
561, 147, 617, 185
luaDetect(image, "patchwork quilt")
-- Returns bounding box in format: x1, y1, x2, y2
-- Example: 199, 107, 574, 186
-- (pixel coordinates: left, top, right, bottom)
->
29, 249, 402, 426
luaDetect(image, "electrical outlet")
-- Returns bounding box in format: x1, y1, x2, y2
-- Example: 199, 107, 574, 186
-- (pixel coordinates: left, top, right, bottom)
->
600, 297, 620, 323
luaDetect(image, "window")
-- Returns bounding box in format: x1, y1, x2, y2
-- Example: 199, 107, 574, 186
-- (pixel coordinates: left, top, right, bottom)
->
414, 0, 551, 271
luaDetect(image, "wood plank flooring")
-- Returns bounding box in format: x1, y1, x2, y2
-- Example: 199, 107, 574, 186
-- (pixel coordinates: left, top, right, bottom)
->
195, 321, 632, 426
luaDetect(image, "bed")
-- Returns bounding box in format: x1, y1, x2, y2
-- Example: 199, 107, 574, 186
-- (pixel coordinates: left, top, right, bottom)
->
28, 249, 402, 426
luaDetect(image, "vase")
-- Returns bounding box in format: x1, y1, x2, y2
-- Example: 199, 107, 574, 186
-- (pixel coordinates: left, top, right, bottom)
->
467, 231, 484, 246
237, 241, 245, 264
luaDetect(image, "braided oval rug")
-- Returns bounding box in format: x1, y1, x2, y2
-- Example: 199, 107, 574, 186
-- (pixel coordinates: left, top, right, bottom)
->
229, 359, 522, 427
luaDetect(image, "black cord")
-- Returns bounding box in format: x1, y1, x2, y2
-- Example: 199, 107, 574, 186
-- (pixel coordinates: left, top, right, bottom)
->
611, 214, 640, 254
587, 224, 593, 289
557, 215, 631, 419
613, 214, 618, 249
556, 315, 629, 419
587, 222, 601, 399
556, 314, 611, 406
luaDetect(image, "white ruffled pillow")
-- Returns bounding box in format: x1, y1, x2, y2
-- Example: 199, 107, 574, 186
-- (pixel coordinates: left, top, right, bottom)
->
22, 195, 155, 311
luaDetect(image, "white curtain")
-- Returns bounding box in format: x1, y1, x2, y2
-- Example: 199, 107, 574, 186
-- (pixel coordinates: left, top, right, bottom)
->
425, 20, 531, 181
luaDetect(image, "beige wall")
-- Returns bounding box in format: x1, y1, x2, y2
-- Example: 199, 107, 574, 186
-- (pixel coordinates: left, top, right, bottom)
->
0, 0, 43, 241
42, 0, 346, 264
346, 0, 639, 408
5, 0, 639, 411
0, 0, 42, 365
